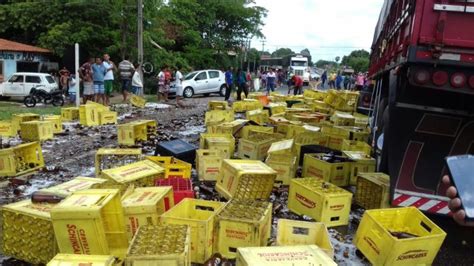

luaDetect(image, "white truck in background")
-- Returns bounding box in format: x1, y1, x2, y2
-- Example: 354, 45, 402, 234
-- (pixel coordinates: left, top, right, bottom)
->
287, 55, 310, 86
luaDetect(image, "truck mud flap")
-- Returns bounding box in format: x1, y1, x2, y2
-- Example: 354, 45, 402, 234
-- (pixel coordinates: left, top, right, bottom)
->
387, 106, 474, 215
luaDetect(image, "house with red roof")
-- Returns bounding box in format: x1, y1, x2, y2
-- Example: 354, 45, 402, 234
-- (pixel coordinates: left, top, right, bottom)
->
0, 39, 57, 82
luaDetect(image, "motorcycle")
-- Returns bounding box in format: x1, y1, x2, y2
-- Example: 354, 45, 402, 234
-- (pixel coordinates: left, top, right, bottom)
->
24, 85, 65, 108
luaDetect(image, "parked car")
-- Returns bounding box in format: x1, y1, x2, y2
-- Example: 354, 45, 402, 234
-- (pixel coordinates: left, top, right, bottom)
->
174, 70, 227, 98
0, 72, 58, 98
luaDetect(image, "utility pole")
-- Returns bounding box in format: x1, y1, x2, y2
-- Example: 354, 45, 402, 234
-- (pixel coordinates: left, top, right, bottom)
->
137, 0, 144, 95
247, 39, 251, 71
261, 39, 266, 54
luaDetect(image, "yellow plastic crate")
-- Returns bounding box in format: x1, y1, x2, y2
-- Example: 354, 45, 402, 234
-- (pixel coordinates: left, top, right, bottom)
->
61, 107, 80, 121
341, 140, 372, 155
267, 139, 293, 155
129, 94, 147, 108
79, 104, 100, 126
268, 116, 289, 126
205, 110, 234, 126
334, 91, 359, 112
208, 119, 248, 135
304, 89, 327, 101
125, 224, 191, 266
200, 133, 235, 159
95, 148, 143, 177
0, 120, 16, 137
276, 219, 334, 258
48, 254, 117, 266
294, 132, 329, 163
240, 125, 274, 139
51, 189, 129, 258
330, 112, 355, 126
288, 178, 353, 227
285, 123, 306, 138
146, 156, 192, 179
215, 200, 272, 259
101, 160, 165, 193
336, 126, 370, 142
232, 100, 263, 113
117, 120, 157, 146
342, 151, 376, 185
196, 149, 223, 181
267, 103, 287, 116
237, 134, 275, 161
86, 100, 110, 111
121, 186, 175, 240
236, 245, 336, 266
355, 172, 391, 209
354, 207, 446, 265
99, 111, 118, 125
12, 113, 40, 133
160, 198, 225, 264
2, 199, 58, 264
208, 100, 228, 110
302, 153, 352, 187
42, 115, 62, 134
216, 159, 277, 200
20, 120, 54, 141
265, 154, 297, 186
245, 109, 269, 125
40, 177, 108, 197
0, 141, 44, 177
353, 112, 369, 127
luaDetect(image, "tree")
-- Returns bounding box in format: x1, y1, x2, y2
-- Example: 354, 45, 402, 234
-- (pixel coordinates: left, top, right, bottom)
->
0, 0, 267, 71
271, 48, 294, 58
341, 49, 370, 72
300, 48, 311, 56
315, 59, 337, 68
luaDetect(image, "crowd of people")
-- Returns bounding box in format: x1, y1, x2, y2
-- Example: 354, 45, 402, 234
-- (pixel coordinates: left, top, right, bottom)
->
321, 70, 369, 91
78, 54, 144, 106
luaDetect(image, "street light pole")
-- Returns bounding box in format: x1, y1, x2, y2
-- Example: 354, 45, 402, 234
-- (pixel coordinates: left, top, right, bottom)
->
137, 0, 144, 95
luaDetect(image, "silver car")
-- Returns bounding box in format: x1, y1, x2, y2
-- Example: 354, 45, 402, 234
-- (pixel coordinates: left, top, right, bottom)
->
174, 69, 227, 98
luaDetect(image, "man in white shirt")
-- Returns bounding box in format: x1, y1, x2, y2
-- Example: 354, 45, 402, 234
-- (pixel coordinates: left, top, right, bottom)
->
174, 66, 184, 107
102, 54, 116, 106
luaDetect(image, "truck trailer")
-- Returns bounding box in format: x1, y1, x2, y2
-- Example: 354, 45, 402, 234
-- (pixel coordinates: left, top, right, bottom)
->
369, 0, 474, 216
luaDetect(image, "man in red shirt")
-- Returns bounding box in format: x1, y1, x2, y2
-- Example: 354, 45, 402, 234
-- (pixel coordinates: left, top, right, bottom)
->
291, 75, 304, 95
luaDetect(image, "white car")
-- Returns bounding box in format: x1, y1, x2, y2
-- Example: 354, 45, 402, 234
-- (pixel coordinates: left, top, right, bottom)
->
179, 70, 227, 98
0, 72, 58, 97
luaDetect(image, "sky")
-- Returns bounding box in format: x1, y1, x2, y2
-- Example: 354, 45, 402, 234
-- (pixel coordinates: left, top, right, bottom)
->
251, 0, 385, 62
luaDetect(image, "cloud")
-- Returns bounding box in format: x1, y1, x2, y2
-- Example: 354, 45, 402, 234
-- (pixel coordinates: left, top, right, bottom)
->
252, 0, 385, 61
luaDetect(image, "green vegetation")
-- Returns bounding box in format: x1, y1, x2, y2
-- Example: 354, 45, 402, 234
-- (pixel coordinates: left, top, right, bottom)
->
0, 102, 62, 120
341, 50, 370, 73
0, 0, 267, 70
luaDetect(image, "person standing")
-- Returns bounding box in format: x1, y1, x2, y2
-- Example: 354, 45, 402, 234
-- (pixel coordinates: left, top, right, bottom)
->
356, 72, 365, 91
224, 67, 233, 101
336, 72, 343, 90
80, 58, 94, 104
266, 68, 276, 95
329, 72, 337, 89
164, 67, 172, 102
102, 54, 116, 106
236, 68, 248, 101
321, 70, 327, 89
91, 57, 107, 105
118, 57, 135, 102
59, 67, 70, 95
174, 66, 184, 107
131, 64, 143, 96
157, 66, 166, 102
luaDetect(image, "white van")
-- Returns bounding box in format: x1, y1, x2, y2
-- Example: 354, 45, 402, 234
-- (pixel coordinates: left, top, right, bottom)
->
0, 72, 58, 97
